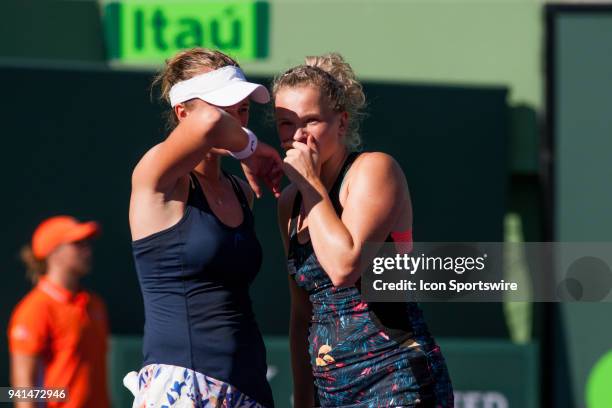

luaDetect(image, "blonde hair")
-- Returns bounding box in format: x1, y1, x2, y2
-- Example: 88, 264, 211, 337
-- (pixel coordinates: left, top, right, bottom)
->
272, 53, 366, 151
152, 48, 240, 129
19, 245, 46, 285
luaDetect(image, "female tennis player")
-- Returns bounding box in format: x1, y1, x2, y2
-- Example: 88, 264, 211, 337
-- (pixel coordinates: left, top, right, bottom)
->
275, 53, 454, 407
127, 48, 280, 408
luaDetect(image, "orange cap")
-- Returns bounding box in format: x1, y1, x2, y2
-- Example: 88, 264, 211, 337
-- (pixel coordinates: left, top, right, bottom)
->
32, 216, 100, 260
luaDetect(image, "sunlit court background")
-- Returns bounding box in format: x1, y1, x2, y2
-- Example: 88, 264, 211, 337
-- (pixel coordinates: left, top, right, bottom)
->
1, 0, 612, 407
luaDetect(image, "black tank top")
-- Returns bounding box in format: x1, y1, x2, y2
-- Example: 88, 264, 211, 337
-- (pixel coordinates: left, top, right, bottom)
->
132, 172, 274, 407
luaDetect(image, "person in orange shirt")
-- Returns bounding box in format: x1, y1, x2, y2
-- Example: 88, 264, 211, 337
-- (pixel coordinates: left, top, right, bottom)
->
8, 216, 110, 408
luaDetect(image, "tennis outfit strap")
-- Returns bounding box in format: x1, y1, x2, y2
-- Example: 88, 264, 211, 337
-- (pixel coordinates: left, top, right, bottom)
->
223, 171, 250, 210
289, 152, 361, 237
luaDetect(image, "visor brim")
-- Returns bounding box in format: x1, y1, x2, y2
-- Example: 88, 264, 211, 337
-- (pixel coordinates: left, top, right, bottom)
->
199, 81, 270, 107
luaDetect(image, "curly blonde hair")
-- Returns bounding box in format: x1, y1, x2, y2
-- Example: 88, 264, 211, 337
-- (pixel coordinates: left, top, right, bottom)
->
272, 53, 367, 151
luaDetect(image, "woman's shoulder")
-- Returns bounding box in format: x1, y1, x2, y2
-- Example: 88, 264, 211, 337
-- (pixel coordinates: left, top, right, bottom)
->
341, 151, 408, 209
354, 150, 397, 165
9, 287, 50, 323
132, 143, 163, 186
350, 151, 402, 182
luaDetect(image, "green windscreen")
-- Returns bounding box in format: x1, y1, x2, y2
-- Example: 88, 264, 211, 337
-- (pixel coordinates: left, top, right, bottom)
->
550, 7, 612, 408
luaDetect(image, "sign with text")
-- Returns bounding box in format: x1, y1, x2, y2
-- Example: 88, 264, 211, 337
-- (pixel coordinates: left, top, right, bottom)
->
104, 1, 269, 64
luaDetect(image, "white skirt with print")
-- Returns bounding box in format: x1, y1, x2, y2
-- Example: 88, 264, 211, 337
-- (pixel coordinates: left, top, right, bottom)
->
124, 364, 266, 408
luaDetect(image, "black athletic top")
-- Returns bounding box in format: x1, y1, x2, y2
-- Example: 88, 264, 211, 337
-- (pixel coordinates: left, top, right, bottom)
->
132, 172, 274, 407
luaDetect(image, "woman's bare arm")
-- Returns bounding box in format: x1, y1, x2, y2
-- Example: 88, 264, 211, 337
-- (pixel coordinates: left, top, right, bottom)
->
130, 102, 282, 240
132, 103, 248, 195
288, 277, 314, 408
278, 186, 315, 407
300, 152, 410, 287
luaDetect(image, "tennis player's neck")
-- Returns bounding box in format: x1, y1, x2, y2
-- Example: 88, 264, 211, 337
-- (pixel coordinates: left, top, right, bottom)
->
193, 156, 222, 183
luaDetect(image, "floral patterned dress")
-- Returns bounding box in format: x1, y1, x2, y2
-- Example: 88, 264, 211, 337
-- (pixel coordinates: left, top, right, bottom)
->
287, 153, 454, 408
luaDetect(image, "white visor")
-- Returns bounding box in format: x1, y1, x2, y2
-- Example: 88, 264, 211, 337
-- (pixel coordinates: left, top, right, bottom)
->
169, 66, 270, 107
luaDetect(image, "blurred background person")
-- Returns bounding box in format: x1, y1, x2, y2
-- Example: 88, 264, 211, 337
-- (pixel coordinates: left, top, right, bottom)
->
7, 215, 110, 408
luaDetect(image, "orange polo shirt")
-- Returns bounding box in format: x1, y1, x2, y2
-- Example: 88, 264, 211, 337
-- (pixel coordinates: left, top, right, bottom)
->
8, 277, 110, 408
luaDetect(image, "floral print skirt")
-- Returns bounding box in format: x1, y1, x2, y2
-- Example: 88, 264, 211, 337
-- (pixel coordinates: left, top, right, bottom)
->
125, 364, 267, 408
